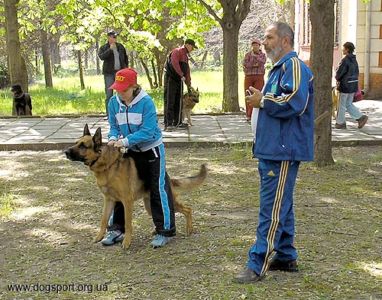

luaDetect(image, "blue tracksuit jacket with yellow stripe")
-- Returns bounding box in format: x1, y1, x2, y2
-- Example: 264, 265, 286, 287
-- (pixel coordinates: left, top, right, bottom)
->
107, 89, 162, 152
254, 51, 314, 161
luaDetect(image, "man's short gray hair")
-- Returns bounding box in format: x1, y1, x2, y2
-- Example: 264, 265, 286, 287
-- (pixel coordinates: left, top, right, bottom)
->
273, 22, 294, 48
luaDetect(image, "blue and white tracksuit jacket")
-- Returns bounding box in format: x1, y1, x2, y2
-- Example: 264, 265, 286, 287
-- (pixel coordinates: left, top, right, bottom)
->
248, 51, 314, 276
108, 90, 163, 151
107, 90, 175, 236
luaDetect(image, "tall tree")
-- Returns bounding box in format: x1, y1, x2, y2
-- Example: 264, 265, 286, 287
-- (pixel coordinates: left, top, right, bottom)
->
40, 27, 53, 87
197, 0, 251, 112
4, 0, 28, 115
310, 0, 335, 166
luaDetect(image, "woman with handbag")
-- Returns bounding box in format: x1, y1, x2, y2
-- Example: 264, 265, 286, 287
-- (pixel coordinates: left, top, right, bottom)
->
335, 42, 368, 129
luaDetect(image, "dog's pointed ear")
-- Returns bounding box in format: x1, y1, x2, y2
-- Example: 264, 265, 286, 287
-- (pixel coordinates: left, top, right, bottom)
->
93, 127, 102, 148
196, 87, 199, 92
83, 124, 91, 136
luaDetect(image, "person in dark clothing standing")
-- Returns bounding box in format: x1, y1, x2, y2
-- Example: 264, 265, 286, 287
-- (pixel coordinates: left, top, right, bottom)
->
98, 30, 128, 118
163, 39, 197, 131
335, 42, 368, 129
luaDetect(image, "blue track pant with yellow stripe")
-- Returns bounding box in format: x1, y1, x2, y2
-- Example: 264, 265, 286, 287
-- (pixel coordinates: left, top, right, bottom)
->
247, 159, 300, 276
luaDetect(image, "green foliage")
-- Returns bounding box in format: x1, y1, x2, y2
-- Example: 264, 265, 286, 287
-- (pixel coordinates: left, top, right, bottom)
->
0, 62, 8, 88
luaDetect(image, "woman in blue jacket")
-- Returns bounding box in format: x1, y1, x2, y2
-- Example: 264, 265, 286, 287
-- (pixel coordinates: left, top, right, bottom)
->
335, 42, 368, 129
101, 68, 176, 248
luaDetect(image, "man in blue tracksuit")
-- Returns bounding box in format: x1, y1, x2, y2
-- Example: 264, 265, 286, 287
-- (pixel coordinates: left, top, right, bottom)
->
101, 68, 176, 248
235, 22, 314, 283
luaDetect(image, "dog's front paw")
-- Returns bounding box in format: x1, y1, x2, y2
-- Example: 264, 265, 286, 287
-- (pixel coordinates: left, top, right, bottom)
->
94, 233, 104, 243
121, 236, 132, 249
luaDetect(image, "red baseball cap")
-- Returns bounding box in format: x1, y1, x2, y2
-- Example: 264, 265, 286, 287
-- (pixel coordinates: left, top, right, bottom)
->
109, 68, 138, 92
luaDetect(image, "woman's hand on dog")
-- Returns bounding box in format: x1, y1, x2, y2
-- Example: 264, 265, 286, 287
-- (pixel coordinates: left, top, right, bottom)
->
108, 139, 124, 148
114, 140, 124, 148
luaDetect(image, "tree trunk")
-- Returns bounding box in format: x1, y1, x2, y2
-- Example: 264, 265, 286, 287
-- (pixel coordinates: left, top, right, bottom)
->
129, 52, 135, 68
151, 59, 158, 88
197, 0, 251, 112
77, 50, 85, 90
5, 0, 28, 115
213, 50, 221, 66
84, 49, 89, 70
140, 58, 154, 89
310, 0, 335, 166
35, 49, 40, 75
50, 36, 61, 68
41, 29, 53, 87
95, 39, 101, 75
200, 51, 208, 69
222, 24, 240, 111
153, 49, 164, 87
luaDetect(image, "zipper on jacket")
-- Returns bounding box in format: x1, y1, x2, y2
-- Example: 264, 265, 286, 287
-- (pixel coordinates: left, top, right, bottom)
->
126, 106, 142, 152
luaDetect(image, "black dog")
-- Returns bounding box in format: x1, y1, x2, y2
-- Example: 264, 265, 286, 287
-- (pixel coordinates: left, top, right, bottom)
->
11, 84, 32, 116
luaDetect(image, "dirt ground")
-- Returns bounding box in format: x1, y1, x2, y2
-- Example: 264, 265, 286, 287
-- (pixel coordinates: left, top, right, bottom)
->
0, 146, 381, 300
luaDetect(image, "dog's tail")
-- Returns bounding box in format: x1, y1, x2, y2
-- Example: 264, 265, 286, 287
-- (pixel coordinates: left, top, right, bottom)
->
171, 164, 207, 190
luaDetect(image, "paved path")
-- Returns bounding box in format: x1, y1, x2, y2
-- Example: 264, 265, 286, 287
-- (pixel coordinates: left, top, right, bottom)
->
0, 100, 381, 151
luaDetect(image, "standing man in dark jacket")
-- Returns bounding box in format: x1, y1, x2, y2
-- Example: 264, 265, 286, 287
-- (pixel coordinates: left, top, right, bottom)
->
163, 39, 197, 131
335, 42, 368, 129
98, 30, 128, 118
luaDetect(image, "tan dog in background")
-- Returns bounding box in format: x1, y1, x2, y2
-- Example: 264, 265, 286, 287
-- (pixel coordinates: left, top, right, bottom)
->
65, 124, 207, 250
182, 87, 200, 126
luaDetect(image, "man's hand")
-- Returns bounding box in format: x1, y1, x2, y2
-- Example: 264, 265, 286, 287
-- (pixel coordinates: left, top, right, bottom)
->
245, 86, 263, 108
107, 140, 116, 146
181, 76, 186, 82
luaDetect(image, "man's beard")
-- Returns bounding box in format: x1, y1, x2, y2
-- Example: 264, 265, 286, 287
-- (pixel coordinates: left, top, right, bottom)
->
265, 46, 283, 63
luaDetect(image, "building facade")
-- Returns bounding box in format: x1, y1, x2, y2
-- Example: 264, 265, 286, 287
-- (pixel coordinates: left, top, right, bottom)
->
295, 0, 382, 99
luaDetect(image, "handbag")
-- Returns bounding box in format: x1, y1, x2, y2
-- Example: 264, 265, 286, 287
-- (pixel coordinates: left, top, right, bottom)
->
353, 88, 363, 102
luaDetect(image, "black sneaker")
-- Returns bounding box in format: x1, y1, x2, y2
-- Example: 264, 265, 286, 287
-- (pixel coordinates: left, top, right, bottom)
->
234, 267, 262, 284
268, 258, 298, 272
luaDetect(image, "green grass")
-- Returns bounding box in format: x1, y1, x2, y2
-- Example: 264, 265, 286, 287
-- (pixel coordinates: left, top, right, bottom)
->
0, 146, 381, 299
0, 71, 247, 116
0, 193, 15, 218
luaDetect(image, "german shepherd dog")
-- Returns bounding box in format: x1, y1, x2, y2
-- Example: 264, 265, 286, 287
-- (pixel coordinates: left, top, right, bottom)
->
182, 87, 199, 126
64, 124, 207, 249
